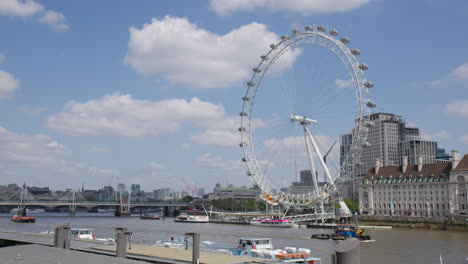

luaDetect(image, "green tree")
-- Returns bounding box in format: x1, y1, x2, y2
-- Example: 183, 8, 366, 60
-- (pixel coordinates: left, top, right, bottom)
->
182, 196, 193, 202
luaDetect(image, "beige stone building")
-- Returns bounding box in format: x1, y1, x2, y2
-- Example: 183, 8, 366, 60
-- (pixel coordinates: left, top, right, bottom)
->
358, 150, 467, 218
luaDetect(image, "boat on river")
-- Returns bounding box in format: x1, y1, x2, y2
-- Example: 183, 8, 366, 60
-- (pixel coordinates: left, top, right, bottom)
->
250, 218, 295, 228
70, 228, 115, 244
174, 213, 209, 223
11, 215, 36, 223
236, 237, 322, 263
311, 226, 372, 241
140, 211, 162, 220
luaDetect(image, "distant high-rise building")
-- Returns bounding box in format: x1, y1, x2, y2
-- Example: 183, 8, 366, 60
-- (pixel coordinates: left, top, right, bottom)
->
197, 188, 205, 197
340, 112, 441, 199
289, 169, 325, 195
153, 188, 171, 200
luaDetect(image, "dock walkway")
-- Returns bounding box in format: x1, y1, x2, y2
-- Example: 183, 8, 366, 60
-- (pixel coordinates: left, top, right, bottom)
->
95, 244, 270, 264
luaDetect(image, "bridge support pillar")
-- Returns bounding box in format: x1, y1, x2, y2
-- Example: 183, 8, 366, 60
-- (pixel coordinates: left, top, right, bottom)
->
69, 208, 76, 217
17, 208, 26, 217
115, 208, 131, 217
166, 206, 175, 217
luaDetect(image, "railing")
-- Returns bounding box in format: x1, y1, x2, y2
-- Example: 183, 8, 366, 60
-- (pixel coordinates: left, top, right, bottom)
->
283, 211, 336, 222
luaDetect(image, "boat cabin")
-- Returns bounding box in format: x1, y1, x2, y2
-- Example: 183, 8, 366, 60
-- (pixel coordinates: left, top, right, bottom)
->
70, 229, 95, 239
238, 237, 273, 251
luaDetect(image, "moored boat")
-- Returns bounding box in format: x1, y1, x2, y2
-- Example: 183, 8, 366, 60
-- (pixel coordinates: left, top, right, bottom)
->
250, 218, 295, 228
174, 213, 209, 223
311, 226, 372, 241
70, 228, 115, 243
235, 237, 322, 263
11, 215, 36, 223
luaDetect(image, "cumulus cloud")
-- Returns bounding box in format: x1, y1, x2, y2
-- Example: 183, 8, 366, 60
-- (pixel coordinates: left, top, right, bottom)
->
0, 0, 68, 31
38, 10, 68, 31
191, 130, 239, 148
125, 16, 299, 89
209, 0, 373, 16
0, 0, 44, 17
149, 161, 167, 170
0, 126, 117, 187
421, 130, 450, 141
197, 153, 243, 171
444, 100, 468, 118
0, 70, 19, 99
431, 62, 468, 87
46, 93, 242, 139
334, 79, 354, 89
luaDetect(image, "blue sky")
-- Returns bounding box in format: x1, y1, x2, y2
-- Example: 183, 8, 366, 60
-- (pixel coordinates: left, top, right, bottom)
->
0, 0, 467, 192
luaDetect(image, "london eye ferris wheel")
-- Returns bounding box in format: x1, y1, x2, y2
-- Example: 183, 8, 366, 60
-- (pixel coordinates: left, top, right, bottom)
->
239, 25, 376, 208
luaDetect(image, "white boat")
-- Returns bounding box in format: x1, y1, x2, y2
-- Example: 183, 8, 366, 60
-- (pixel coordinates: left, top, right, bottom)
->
250, 218, 295, 228
174, 213, 209, 223
70, 228, 115, 244
236, 237, 322, 263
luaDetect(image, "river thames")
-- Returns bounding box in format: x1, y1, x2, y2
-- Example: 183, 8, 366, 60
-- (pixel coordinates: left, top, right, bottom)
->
0, 213, 467, 264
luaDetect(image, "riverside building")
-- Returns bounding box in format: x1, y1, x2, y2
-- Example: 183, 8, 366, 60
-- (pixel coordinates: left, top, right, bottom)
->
358, 150, 468, 218
340, 112, 442, 199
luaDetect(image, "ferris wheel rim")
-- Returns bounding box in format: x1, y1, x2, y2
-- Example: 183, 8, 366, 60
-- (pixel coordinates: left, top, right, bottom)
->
240, 27, 373, 207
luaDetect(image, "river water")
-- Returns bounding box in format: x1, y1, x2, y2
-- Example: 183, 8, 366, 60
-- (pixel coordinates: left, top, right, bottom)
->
0, 213, 467, 264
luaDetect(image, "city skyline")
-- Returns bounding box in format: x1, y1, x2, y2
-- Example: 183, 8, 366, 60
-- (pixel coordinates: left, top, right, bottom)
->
0, 0, 467, 191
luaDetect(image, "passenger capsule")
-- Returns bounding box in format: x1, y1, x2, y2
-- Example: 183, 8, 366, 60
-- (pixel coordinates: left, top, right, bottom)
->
247, 81, 255, 87
364, 81, 374, 88
242, 96, 250, 101
292, 29, 300, 34
239, 142, 245, 147
341, 37, 350, 44
261, 55, 269, 60
366, 100, 376, 108
351, 48, 360, 55
253, 67, 261, 73
363, 142, 371, 148
240, 111, 247, 117
317, 26, 326, 32
281, 35, 288, 40
242, 157, 247, 162
246, 171, 252, 176
304, 25, 313, 31
329, 29, 339, 36
270, 43, 276, 49
359, 64, 368, 70
238, 127, 247, 132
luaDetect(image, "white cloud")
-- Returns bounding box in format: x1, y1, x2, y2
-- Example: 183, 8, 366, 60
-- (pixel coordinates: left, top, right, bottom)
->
125, 16, 299, 89
38, 10, 69, 31
181, 142, 192, 150
0, 0, 68, 31
197, 153, 243, 171
0, 70, 19, 99
453, 63, 468, 79
209, 0, 373, 16
444, 100, 468, 118
334, 79, 354, 89
0, 126, 117, 187
0, 53, 5, 64
191, 130, 239, 148
46, 93, 241, 138
149, 161, 167, 170
431, 62, 468, 87
86, 146, 111, 153
460, 134, 468, 144
0, 0, 44, 17
421, 130, 450, 141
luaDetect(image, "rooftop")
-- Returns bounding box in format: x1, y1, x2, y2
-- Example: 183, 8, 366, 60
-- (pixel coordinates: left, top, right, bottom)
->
453, 154, 468, 171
